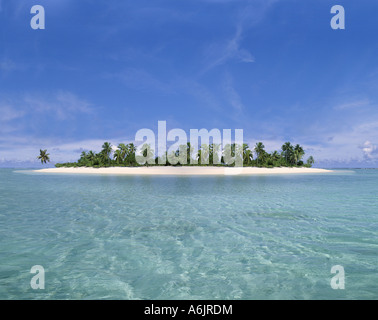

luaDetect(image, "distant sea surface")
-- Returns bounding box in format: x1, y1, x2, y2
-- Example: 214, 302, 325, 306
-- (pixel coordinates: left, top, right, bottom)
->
0, 168, 377, 299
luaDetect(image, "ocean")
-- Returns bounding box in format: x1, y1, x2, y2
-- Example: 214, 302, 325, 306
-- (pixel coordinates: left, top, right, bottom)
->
0, 168, 377, 299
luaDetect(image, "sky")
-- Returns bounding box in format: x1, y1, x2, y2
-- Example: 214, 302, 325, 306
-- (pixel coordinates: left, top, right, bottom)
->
1, 0, 378, 168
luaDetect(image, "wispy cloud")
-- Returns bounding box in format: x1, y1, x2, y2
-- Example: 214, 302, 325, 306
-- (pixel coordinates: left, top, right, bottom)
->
334, 99, 371, 110
202, 0, 279, 72
108, 68, 174, 94
23, 92, 93, 120
242, 95, 378, 166
177, 78, 222, 113
223, 73, 244, 113
359, 140, 378, 160
0, 105, 25, 122
0, 136, 137, 165
203, 26, 254, 72
0, 59, 21, 72
0, 91, 95, 139
298, 118, 378, 165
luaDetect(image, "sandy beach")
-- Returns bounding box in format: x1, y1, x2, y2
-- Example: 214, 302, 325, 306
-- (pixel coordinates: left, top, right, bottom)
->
33, 167, 333, 176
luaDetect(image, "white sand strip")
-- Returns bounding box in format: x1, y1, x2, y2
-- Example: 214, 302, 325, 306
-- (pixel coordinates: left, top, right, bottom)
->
33, 167, 333, 176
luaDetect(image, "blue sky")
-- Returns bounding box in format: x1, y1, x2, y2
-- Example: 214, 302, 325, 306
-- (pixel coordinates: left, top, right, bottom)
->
1, 0, 378, 167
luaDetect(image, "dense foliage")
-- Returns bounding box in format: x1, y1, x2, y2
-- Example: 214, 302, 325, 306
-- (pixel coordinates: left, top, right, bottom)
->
54, 142, 315, 168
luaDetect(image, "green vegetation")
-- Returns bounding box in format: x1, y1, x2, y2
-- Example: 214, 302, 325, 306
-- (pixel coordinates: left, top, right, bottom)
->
37, 149, 50, 164
54, 141, 315, 168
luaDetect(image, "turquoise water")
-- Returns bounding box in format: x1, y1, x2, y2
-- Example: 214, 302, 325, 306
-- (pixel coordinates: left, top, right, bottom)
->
0, 168, 377, 300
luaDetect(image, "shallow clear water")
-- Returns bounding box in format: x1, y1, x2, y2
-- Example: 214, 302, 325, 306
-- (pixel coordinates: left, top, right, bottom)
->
0, 168, 377, 299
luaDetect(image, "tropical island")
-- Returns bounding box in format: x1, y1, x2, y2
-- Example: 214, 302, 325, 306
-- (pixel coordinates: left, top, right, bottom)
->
43, 141, 315, 168
34, 142, 331, 175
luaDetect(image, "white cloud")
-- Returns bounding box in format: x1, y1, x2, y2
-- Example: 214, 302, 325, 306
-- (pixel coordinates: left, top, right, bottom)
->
0, 92, 93, 130
334, 99, 371, 110
0, 105, 25, 122
0, 137, 135, 165
202, 0, 280, 73
108, 68, 174, 94
24, 91, 93, 120
0, 59, 21, 72
0, 92, 96, 145
241, 114, 378, 167
360, 141, 378, 159
204, 26, 254, 72
296, 119, 378, 165
223, 74, 244, 113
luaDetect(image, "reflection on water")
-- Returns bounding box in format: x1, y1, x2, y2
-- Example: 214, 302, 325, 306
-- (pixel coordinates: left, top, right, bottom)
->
0, 169, 377, 299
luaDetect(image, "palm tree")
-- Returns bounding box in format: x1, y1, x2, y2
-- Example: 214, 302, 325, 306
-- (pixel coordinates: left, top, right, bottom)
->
282, 142, 294, 165
210, 143, 221, 165
231, 143, 236, 158
271, 150, 280, 163
294, 144, 305, 165
167, 150, 178, 165
125, 143, 137, 165
118, 143, 128, 161
101, 142, 112, 164
307, 156, 315, 167
222, 144, 232, 165
186, 142, 194, 164
242, 144, 253, 166
245, 149, 253, 166
234, 144, 244, 166
209, 143, 214, 165
113, 149, 123, 165
37, 149, 50, 164
136, 144, 154, 166
172, 145, 187, 165
197, 148, 202, 165
254, 142, 265, 166
78, 151, 89, 166
199, 144, 210, 165
87, 151, 96, 163
127, 143, 137, 154
242, 143, 249, 154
